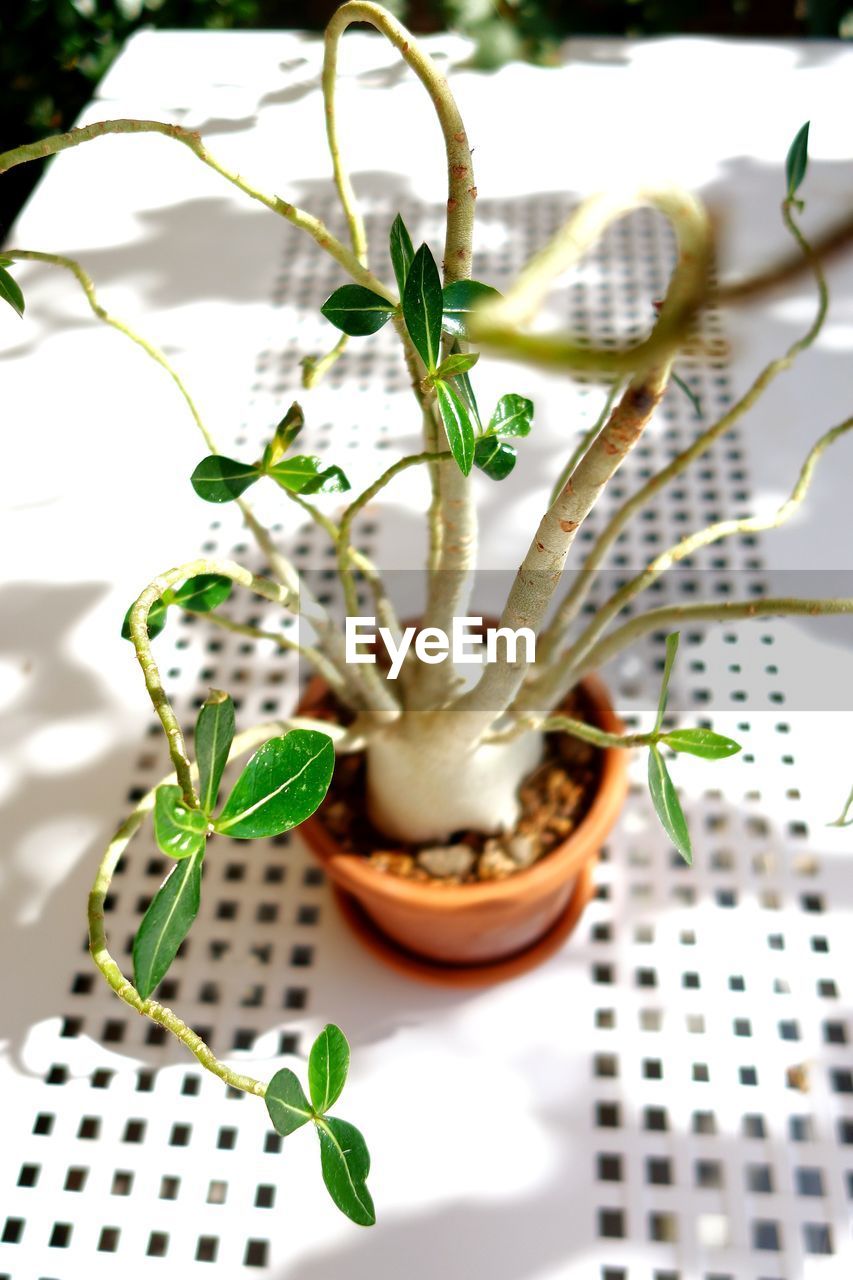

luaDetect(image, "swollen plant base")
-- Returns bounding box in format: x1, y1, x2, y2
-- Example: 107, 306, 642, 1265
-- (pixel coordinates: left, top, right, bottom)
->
298, 674, 629, 977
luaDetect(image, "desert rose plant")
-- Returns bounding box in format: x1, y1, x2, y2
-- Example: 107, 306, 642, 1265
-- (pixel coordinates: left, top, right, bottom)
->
2, 2, 851, 1226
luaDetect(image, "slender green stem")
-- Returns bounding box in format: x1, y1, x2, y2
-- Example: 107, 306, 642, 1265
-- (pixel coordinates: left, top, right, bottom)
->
0, 119, 391, 298
201, 609, 350, 701
830, 781, 853, 828
570, 597, 853, 682
535, 199, 830, 662
128, 558, 301, 803
301, 334, 350, 389
487, 713, 653, 750
89, 717, 361, 1098
284, 490, 402, 643
335, 451, 449, 708
4, 248, 215, 448
2, 247, 366, 700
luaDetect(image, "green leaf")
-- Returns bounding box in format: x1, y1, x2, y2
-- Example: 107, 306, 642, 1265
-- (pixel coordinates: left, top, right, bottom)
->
172, 574, 232, 614
265, 402, 304, 466
0, 264, 24, 317
316, 1117, 375, 1227
654, 632, 680, 732
488, 393, 533, 437
265, 1068, 313, 1136
121, 596, 168, 642
648, 745, 692, 865
308, 1025, 350, 1114
433, 351, 480, 381
132, 850, 203, 1000
786, 121, 810, 200
214, 730, 335, 839
320, 284, 395, 336
661, 727, 741, 760
191, 455, 260, 503
196, 690, 235, 816
435, 379, 476, 476
441, 279, 500, 339
403, 243, 443, 370
267, 455, 350, 495
473, 435, 517, 481
153, 784, 208, 859
389, 213, 414, 296
298, 464, 351, 496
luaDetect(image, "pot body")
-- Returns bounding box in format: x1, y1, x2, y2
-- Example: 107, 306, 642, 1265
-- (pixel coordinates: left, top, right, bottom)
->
298, 673, 628, 971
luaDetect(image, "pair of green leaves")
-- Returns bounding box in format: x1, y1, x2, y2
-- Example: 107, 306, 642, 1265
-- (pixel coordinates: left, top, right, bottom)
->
0, 258, 24, 318
645, 633, 741, 865
121, 572, 233, 643
265, 1024, 374, 1226
191, 402, 350, 504
133, 691, 334, 999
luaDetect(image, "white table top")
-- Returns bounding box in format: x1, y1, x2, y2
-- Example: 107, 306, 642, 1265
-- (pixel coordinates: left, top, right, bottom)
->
1, 27, 852, 1280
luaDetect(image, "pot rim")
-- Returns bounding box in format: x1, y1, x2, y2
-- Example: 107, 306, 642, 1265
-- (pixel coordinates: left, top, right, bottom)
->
299, 671, 629, 912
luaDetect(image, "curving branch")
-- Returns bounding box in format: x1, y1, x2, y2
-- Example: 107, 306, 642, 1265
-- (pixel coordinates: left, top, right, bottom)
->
455, 362, 671, 731
469, 187, 713, 374
0, 119, 392, 298
535, 199, 830, 662
568, 597, 853, 680
527, 412, 853, 711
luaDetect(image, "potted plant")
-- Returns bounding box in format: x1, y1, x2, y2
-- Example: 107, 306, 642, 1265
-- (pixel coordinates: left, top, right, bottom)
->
1, 0, 850, 1228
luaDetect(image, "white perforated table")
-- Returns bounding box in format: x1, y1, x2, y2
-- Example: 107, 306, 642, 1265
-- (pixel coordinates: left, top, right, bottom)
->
1, 28, 852, 1280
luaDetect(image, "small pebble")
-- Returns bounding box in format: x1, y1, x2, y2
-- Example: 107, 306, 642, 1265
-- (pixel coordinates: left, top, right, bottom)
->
370, 852, 416, 878
416, 845, 475, 879
506, 832, 539, 868
478, 841, 517, 880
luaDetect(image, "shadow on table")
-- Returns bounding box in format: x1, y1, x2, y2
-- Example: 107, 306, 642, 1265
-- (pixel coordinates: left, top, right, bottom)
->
0, 580, 144, 1069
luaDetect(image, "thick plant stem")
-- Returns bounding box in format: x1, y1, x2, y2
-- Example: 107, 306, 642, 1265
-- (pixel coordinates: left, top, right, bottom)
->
456, 364, 671, 730
531, 413, 853, 708
549, 379, 624, 507
323, 3, 480, 708
0, 119, 392, 299
89, 719, 360, 1098
569, 597, 853, 681
536, 199, 829, 660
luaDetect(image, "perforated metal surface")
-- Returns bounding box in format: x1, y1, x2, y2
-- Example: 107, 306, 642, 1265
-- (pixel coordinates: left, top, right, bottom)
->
2, 31, 852, 1280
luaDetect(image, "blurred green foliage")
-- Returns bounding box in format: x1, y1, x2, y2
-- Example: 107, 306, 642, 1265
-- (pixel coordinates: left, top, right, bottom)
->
1, 0, 849, 230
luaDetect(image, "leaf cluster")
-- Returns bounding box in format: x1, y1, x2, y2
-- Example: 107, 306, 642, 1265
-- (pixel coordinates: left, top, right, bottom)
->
190, 402, 350, 503
266, 1024, 375, 1226
133, 692, 334, 999
321, 215, 534, 478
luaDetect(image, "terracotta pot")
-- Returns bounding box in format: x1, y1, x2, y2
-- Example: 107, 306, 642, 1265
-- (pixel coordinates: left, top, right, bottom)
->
298, 672, 629, 985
